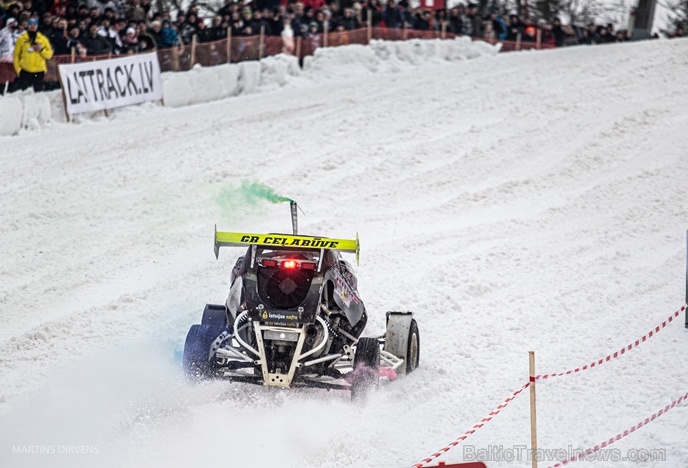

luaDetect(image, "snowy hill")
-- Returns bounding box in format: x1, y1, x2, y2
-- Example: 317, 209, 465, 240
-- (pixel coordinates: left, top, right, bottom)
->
1, 37, 687, 468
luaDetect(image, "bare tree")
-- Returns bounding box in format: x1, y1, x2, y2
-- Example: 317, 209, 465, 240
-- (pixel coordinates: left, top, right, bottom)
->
536, 0, 631, 26
532, 0, 564, 20
658, 0, 688, 31
153, 0, 225, 19
562, 0, 605, 24
596, 0, 633, 28
490, 0, 519, 15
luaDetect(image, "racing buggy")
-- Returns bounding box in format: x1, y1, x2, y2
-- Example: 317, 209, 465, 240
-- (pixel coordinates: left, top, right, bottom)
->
182, 203, 420, 400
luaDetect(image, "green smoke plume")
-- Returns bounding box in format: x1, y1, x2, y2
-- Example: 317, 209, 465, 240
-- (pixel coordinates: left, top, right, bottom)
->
239, 180, 293, 204
216, 180, 293, 220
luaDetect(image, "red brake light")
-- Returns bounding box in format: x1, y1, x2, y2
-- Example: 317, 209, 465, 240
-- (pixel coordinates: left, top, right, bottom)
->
282, 260, 297, 269
262, 259, 277, 268
301, 262, 316, 270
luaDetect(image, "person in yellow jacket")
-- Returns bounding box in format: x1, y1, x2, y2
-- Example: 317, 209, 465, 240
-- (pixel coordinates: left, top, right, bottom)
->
13, 18, 53, 92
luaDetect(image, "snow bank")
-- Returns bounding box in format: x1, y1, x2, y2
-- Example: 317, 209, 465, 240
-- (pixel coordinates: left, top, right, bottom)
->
238, 60, 261, 94
0, 96, 22, 135
0, 90, 60, 135
0, 38, 497, 136
259, 54, 301, 87
303, 36, 499, 76
162, 61, 249, 107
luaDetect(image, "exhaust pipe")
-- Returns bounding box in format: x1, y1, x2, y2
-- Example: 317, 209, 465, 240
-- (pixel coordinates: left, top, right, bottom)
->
291, 201, 298, 236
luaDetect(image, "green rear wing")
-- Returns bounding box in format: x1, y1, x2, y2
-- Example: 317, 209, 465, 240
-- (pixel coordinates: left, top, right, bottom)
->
214, 226, 360, 264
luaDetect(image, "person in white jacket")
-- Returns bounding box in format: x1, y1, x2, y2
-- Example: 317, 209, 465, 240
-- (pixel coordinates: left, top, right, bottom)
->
0, 18, 20, 62
281, 16, 294, 55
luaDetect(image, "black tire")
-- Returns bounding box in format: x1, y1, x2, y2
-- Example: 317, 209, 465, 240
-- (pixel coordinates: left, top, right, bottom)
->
351, 337, 380, 401
406, 319, 420, 374
183, 324, 217, 381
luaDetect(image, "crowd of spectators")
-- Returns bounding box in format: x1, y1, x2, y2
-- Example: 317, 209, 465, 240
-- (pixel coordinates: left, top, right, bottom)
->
3, 0, 684, 62
0, 0, 686, 88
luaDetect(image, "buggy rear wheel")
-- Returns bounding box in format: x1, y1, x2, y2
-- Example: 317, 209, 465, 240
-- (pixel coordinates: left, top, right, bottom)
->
183, 324, 222, 381
406, 319, 420, 374
384, 312, 420, 376
351, 337, 380, 401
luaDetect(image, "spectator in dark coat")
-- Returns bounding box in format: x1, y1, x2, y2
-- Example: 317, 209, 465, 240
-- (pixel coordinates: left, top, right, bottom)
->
362, 0, 382, 26
97, 18, 121, 53
448, 7, 463, 34
49, 17, 71, 54
551, 17, 566, 46
39, 13, 53, 35
207, 15, 228, 41
230, 11, 244, 36
269, 8, 285, 36
126, 0, 146, 22
136, 22, 156, 50
339, 8, 360, 30
505, 14, 521, 41
81, 22, 111, 54
579, 28, 593, 44
88, 7, 101, 23
314, 10, 327, 33
195, 19, 212, 42
467, 4, 482, 37
76, 4, 89, 21
382, 0, 402, 28
250, 10, 272, 35
6, 3, 22, 19
67, 25, 84, 51
147, 20, 164, 47
64, 4, 77, 20
179, 13, 199, 44
414, 10, 430, 30
77, 18, 89, 37
597, 25, 614, 42
174, 14, 186, 40
240, 7, 254, 35
140, 0, 152, 18
21, 0, 35, 16
217, 0, 234, 18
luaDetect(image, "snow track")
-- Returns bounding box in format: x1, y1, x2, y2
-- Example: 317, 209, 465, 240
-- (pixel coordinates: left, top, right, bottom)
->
2, 38, 688, 468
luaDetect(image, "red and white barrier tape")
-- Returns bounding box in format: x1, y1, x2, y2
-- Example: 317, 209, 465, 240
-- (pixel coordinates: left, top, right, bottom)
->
549, 390, 688, 467
536, 304, 686, 381
411, 382, 530, 468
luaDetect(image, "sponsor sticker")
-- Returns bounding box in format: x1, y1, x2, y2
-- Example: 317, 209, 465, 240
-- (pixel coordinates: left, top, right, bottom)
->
260, 310, 303, 324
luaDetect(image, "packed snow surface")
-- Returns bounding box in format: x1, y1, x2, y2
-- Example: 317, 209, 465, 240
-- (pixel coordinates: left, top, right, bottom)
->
1, 37, 688, 468
0, 37, 499, 135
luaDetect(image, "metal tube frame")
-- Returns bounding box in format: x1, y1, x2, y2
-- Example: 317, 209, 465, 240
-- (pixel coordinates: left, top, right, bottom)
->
380, 349, 404, 371
216, 346, 255, 363
232, 314, 332, 388
233, 310, 261, 357
302, 353, 342, 367
216, 311, 406, 387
